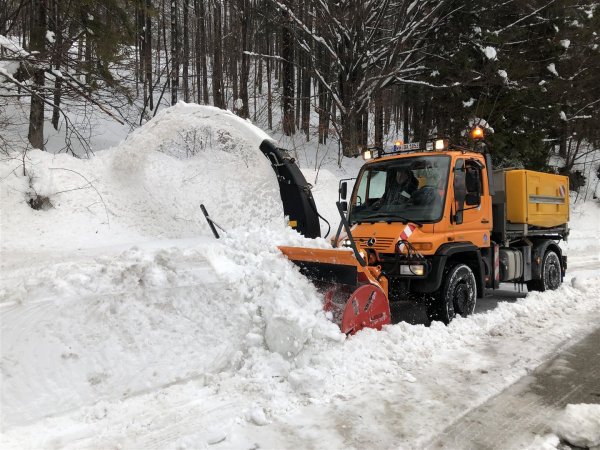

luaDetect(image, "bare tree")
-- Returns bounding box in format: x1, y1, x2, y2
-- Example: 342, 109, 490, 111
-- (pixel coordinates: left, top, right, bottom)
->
273, 0, 453, 155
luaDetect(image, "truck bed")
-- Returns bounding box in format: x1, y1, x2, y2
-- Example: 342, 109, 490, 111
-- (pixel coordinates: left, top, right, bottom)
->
492, 169, 569, 242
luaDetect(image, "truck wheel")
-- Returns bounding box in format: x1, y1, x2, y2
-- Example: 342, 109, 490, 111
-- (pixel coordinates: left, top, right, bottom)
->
527, 250, 561, 292
427, 264, 477, 325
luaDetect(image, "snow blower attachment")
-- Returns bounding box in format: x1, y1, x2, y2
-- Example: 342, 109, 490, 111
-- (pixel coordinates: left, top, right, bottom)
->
259, 140, 322, 239
278, 202, 391, 335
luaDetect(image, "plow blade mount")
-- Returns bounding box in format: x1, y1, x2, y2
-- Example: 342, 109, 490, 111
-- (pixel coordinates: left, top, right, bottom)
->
279, 246, 391, 335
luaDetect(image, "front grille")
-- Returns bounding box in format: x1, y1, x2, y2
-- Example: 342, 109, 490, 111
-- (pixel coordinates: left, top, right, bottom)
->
354, 236, 396, 252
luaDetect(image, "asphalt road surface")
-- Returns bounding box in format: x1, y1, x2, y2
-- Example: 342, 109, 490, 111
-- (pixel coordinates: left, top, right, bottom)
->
427, 326, 600, 449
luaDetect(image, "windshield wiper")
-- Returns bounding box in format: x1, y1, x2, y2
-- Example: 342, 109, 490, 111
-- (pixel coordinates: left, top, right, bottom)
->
359, 213, 423, 227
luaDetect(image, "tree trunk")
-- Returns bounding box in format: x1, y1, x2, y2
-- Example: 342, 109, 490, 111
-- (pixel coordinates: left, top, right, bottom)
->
266, 47, 272, 129
28, 0, 47, 150
339, 74, 360, 156
402, 85, 409, 143
281, 9, 294, 136
50, 0, 61, 130
170, 0, 179, 105
212, 0, 225, 108
145, 0, 153, 110
238, 0, 250, 118
182, 0, 189, 102
374, 91, 383, 149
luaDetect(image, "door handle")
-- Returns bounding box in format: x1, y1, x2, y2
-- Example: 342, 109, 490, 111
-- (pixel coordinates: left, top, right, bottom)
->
481, 218, 490, 224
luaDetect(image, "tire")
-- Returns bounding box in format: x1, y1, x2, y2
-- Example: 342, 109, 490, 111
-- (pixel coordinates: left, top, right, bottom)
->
427, 264, 477, 325
527, 250, 562, 292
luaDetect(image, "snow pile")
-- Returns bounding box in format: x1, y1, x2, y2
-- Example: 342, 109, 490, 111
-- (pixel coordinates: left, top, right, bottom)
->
1, 106, 600, 448
0, 103, 340, 431
554, 404, 600, 448
0, 237, 339, 429
1, 103, 293, 250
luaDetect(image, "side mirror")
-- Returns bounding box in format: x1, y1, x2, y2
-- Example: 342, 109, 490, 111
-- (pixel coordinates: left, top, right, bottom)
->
339, 181, 348, 200
340, 201, 348, 212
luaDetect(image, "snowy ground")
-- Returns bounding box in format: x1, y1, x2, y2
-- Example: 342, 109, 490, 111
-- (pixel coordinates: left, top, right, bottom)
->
1, 104, 599, 449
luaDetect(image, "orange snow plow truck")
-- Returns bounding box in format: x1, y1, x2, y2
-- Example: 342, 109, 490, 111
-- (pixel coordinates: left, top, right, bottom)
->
260, 136, 569, 335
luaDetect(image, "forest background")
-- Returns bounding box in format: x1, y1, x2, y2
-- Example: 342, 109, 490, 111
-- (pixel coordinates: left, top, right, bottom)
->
1, 0, 599, 191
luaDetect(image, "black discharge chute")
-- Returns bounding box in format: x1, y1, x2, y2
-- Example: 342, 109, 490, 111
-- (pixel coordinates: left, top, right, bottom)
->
259, 139, 322, 239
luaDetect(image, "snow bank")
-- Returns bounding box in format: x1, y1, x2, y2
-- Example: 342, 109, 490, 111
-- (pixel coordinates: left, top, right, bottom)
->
1, 103, 291, 251
1, 107, 600, 448
0, 103, 340, 430
555, 403, 600, 448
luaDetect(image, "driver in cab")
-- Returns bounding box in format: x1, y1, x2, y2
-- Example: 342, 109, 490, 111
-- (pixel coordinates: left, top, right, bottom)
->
375, 169, 419, 208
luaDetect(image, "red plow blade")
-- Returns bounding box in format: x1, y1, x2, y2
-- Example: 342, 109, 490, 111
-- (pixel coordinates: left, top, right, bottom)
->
324, 283, 390, 335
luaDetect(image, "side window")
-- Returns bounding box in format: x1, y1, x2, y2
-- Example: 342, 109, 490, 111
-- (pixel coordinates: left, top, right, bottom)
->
368, 171, 387, 199
465, 162, 483, 206
355, 170, 387, 205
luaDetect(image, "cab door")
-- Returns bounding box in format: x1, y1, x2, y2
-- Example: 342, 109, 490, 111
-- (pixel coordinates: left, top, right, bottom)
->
451, 157, 492, 248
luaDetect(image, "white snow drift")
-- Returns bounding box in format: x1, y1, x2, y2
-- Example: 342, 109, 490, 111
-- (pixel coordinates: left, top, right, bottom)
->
1, 104, 599, 449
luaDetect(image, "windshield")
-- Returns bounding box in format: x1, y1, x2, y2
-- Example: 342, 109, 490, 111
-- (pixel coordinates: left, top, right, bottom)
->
349, 155, 450, 224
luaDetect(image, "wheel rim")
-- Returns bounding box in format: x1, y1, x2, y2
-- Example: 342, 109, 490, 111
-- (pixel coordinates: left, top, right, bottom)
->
544, 253, 561, 290
453, 282, 473, 315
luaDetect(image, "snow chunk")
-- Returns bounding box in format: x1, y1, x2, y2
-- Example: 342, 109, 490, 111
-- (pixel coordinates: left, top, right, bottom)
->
462, 98, 476, 108
46, 30, 55, 43
559, 111, 567, 121
554, 403, 600, 448
483, 46, 497, 60
560, 39, 570, 49
498, 69, 508, 79
403, 372, 417, 383
547, 63, 559, 76
248, 405, 269, 426
264, 315, 309, 358
523, 434, 560, 450
571, 276, 590, 292
288, 366, 326, 395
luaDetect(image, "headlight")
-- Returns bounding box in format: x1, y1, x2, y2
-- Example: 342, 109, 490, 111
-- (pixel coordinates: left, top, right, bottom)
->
400, 264, 425, 276
342, 239, 352, 247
